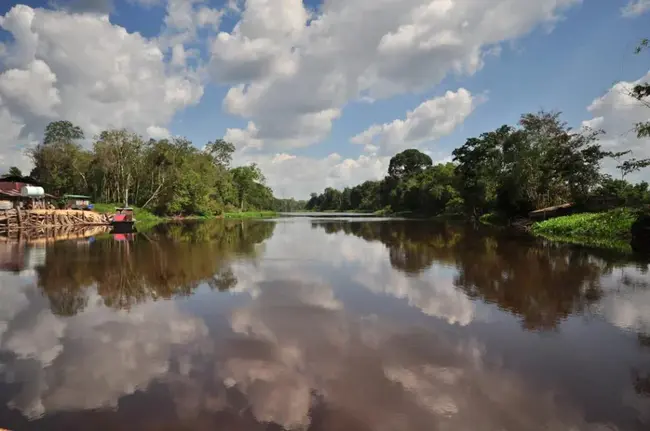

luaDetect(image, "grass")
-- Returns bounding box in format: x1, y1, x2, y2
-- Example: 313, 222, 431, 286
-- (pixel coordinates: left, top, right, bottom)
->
531, 208, 637, 252
223, 211, 277, 219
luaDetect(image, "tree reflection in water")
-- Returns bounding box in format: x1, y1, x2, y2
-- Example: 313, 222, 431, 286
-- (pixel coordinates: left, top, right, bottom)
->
36, 220, 276, 315
312, 220, 638, 331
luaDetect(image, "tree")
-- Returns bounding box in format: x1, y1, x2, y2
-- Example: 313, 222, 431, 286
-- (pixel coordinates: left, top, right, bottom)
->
93, 129, 144, 207
2, 166, 23, 178
388, 149, 433, 179
29, 120, 90, 196
43, 120, 84, 145
453, 127, 507, 219
205, 139, 236, 167
231, 164, 265, 210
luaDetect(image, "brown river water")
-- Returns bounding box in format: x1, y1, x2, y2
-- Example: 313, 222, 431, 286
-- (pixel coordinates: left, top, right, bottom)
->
0, 217, 649, 430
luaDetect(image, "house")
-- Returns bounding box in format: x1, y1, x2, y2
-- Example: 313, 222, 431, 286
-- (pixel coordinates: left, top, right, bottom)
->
0, 176, 56, 209
63, 195, 92, 210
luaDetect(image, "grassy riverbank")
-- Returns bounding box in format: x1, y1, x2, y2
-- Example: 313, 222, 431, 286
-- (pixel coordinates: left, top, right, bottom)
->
93, 204, 277, 222
530, 208, 637, 252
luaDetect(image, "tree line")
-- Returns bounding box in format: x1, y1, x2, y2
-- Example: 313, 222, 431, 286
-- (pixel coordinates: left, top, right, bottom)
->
307, 111, 650, 220
2, 121, 296, 216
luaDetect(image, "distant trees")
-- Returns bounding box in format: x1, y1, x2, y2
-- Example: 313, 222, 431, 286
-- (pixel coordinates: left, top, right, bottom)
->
307, 110, 648, 219
27, 121, 280, 216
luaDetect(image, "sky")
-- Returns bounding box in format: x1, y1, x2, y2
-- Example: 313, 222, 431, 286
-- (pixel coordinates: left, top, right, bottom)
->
0, 0, 649, 199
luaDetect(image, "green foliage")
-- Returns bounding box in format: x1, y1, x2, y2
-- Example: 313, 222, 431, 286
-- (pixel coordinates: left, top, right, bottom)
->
454, 112, 606, 220
593, 177, 650, 207
28, 121, 280, 217
531, 209, 637, 251
630, 39, 650, 161
388, 149, 433, 179
3, 166, 23, 177
271, 198, 307, 212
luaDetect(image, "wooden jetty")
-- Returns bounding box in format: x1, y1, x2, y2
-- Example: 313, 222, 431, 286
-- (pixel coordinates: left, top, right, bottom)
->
0, 209, 110, 233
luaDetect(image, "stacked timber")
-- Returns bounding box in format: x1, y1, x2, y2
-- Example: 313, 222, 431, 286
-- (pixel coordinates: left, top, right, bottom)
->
0, 209, 110, 232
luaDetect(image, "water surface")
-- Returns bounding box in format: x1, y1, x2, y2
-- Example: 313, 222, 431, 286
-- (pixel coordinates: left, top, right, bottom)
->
0, 218, 649, 430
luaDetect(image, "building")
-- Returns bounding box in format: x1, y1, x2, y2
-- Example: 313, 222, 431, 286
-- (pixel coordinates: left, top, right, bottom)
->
63, 195, 92, 210
0, 176, 56, 209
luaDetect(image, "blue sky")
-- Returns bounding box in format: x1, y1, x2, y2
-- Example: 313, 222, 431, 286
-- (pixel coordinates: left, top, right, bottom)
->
0, 0, 649, 197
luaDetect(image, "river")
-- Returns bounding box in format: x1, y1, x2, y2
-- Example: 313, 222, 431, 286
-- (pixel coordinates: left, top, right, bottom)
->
0, 217, 648, 430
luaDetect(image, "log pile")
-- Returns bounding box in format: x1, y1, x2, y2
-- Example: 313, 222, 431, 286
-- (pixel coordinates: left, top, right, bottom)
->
0, 209, 111, 233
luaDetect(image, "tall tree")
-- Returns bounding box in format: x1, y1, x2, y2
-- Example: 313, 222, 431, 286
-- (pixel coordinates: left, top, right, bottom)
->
93, 130, 144, 207
29, 120, 90, 196
2, 166, 23, 178
388, 149, 433, 179
205, 139, 236, 167
231, 164, 265, 210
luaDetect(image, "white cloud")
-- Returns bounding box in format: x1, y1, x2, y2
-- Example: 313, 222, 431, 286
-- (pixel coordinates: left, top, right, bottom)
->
211, 0, 580, 150
581, 70, 650, 182
351, 88, 480, 155
234, 151, 389, 199
622, 0, 650, 17
0, 4, 204, 166
158, 0, 224, 49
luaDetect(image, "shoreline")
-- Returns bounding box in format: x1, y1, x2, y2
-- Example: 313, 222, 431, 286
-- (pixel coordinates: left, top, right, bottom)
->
92, 204, 645, 255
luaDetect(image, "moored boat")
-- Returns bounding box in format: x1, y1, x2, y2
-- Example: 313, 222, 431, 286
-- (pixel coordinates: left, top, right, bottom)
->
111, 208, 137, 233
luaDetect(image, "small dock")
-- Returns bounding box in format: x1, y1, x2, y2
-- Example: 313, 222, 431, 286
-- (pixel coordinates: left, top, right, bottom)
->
0, 209, 110, 233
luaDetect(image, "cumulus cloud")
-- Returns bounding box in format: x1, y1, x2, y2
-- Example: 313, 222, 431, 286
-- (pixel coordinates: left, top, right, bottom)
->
621, 0, 650, 17
233, 151, 389, 199
351, 88, 480, 155
581, 70, 650, 182
158, 0, 224, 49
0, 4, 204, 171
211, 0, 580, 150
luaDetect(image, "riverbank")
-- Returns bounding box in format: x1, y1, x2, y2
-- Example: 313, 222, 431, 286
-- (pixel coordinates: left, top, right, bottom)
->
93, 204, 277, 223
224, 211, 277, 219
93, 203, 162, 223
